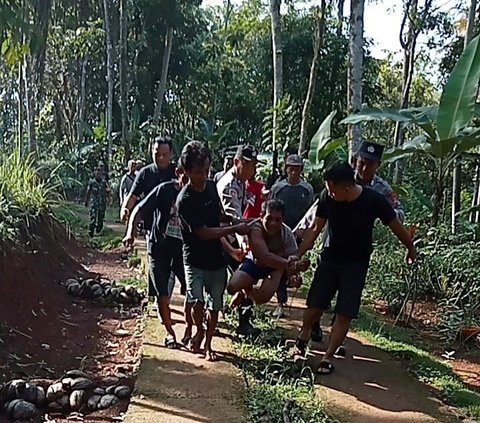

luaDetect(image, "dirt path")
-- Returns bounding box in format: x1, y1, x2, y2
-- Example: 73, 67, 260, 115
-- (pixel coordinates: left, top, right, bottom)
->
100, 218, 246, 423
278, 298, 462, 423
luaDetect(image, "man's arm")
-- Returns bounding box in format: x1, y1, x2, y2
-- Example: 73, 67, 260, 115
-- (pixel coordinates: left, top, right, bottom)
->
388, 218, 416, 262
248, 227, 289, 270
296, 216, 327, 258
84, 182, 91, 207
121, 192, 139, 221
123, 204, 143, 246
194, 223, 249, 241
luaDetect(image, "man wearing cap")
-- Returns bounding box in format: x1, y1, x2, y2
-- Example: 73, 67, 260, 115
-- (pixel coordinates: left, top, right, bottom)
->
217, 145, 260, 336
119, 160, 137, 207
269, 154, 314, 318
214, 155, 234, 184
309, 140, 405, 353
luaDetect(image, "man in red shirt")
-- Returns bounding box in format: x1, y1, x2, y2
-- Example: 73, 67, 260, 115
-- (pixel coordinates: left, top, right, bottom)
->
244, 177, 266, 219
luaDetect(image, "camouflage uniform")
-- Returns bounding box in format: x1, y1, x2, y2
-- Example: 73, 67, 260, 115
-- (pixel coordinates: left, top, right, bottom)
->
87, 178, 109, 235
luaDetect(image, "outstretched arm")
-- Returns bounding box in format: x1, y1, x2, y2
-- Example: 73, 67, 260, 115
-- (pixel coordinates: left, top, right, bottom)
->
296, 216, 327, 258
388, 218, 416, 263
249, 227, 289, 270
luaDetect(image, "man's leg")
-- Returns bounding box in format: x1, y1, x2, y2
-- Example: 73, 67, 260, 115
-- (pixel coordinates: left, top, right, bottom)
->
273, 272, 288, 317
172, 252, 192, 344
323, 314, 351, 361
204, 267, 227, 361
158, 295, 175, 339
246, 270, 282, 305
184, 264, 205, 353
227, 268, 256, 307
96, 208, 105, 233
88, 206, 96, 237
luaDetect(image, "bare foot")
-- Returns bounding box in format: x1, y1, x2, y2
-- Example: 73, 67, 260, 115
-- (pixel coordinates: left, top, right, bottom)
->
229, 291, 245, 309
189, 331, 204, 354
204, 347, 218, 362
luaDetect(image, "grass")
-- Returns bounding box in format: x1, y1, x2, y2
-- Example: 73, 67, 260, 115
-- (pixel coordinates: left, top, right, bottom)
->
225, 307, 335, 423
117, 276, 146, 291
53, 202, 123, 251
353, 308, 480, 419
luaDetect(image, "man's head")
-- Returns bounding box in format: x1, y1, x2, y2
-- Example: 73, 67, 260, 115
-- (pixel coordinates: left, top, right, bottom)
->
151, 136, 173, 169
355, 141, 384, 184
127, 159, 137, 174
223, 155, 234, 172
234, 145, 259, 181
324, 162, 356, 202
94, 166, 103, 180
262, 199, 285, 235
180, 141, 211, 188
285, 154, 303, 184
135, 160, 143, 171
175, 159, 189, 187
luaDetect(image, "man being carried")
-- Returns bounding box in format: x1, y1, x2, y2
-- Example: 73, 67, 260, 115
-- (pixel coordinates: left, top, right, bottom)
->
119, 160, 137, 207
123, 161, 191, 347
177, 141, 249, 361
217, 145, 260, 336
228, 199, 309, 306
85, 166, 111, 237
293, 162, 415, 375
269, 154, 314, 318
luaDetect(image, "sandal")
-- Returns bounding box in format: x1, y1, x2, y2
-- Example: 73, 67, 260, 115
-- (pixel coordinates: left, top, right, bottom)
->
335, 345, 346, 357
317, 360, 335, 375
164, 336, 179, 349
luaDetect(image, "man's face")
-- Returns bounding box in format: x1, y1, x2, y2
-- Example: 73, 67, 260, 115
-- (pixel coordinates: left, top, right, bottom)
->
326, 181, 351, 202
263, 209, 283, 235
286, 165, 302, 182
235, 157, 256, 181
355, 156, 380, 183
185, 158, 210, 187
224, 158, 233, 172
94, 167, 103, 179
152, 142, 172, 169
128, 161, 137, 173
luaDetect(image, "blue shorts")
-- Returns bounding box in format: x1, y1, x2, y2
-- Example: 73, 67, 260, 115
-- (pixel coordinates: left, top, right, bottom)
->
239, 259, 274, 283
184, 264, 227, 311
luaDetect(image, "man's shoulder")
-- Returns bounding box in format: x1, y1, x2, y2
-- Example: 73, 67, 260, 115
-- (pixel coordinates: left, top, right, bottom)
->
271, 179, 288, 191
299, 180, 314, 193
217, 169, 236, 190
371, 175, 393, 191
363, 186, 387, 203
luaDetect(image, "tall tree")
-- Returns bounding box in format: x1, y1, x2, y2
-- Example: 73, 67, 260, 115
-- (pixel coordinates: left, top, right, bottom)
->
153, 26, 174, 127
119, 0, 129, 159
270, 0, 283, 154
298, 1, 326, 157
347, 0, 365, 160
393, 0, 433, 184
102, 0, 114, 165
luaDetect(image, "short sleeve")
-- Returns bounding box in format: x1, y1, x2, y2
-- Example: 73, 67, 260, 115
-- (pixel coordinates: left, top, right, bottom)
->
130, 169, 146, 197
220, 183, 243, 219
315, 189, 328, 218
375, 193, 397, 225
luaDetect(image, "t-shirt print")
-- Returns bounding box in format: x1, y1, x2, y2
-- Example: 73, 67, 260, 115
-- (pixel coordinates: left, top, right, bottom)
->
165, 202, 183, 241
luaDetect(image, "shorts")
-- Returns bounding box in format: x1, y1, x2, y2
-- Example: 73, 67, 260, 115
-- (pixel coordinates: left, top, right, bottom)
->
239, 259, 274, 283
184, 264, 227, 312
148, 247, 185, 297
306, 258, 370, 319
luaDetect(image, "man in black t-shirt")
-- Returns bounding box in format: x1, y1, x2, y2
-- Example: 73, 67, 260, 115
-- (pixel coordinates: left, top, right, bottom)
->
176, 141, 249, 362
292, 162, 416, 375
123, 162, 191, 348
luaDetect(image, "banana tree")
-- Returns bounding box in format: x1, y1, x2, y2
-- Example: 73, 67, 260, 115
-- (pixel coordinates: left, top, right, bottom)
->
340, 35, 480, 226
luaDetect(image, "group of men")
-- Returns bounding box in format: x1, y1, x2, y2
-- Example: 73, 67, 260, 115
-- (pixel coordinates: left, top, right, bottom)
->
114, 135, 416, 372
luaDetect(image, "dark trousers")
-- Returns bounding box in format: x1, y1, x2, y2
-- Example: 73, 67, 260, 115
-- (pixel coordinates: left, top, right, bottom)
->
89, 206, 105, 234
276, 272, 289, 304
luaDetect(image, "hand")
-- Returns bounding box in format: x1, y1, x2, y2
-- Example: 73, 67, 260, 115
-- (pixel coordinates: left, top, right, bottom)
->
234, 223, 250, 236
122, 233, 135, 248
406, 244, 416, 264
288, 255, 300, 263
121, 207, 129, 223
295, 258, 310, 272
288, 274, 302, 288
230, 248, 245, 262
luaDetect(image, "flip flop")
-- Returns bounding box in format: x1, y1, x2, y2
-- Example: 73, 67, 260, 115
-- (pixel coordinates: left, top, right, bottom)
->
317, 360, 335, 375
335, 345, 346, 357
164, 336, 179, 349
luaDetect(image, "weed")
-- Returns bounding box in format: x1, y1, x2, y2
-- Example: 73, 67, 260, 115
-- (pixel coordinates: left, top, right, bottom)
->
117, 276, 146, 291
128, 253, 142, 269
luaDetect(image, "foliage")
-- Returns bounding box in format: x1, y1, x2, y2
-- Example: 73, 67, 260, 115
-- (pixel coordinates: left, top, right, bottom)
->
225, 307, 334, 423
353, 309, 480, 419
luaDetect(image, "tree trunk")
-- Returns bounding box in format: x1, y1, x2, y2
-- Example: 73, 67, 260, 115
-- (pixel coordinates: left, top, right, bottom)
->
103, 0, 114, 166
119, 0, 129, 159
298, 1, 326, 158
337, 0, 345, 36
17, 60, 24, 152
453, 0, 477, 231
24, 57, 35, 155
153, 26, 174, 127
270, 0, 283, 154
347, 0, 365, 161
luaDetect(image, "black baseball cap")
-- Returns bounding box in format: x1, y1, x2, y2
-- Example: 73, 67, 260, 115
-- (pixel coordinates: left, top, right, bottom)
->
357, 141, 384, 161
235, 145, 261, 162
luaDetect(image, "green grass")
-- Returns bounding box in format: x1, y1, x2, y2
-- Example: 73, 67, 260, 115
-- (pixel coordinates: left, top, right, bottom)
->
353, 309, 480, 419
225, 307, 335, 423
117, 276, 146, 291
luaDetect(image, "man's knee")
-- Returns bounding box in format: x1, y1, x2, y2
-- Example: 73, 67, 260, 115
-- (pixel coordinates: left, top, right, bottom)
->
227, 271, 254, 294
303, 307, 324, 326
335, 313, 352, 326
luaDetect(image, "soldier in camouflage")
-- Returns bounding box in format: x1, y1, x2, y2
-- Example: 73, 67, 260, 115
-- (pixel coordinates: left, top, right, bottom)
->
85, 166, 111, 237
